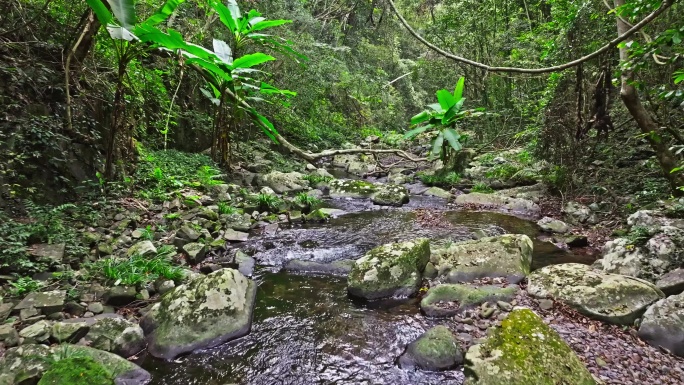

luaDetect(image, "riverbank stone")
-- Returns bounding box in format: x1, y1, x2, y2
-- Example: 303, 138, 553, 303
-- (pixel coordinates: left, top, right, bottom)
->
141, 268, 257, 359
347, 239, 430, 300
528, 263, 664, 325
329, 179, 378, 198
284, 259, 355, 276
398, 325, 463, 371
638, 292, 684, 357
420, 284, 518, 318
431, 234, 533, 284
464, 308, 595, 385
371, 184, 410, 207
454, 193, 540, 217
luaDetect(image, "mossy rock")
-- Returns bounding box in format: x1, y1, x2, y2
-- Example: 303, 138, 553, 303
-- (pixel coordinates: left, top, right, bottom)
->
37, 357, 113, 385
432, 234, 533, 284
464, 309, 595, 385
398, 325, 463, 371
305, 208, 345, 222
371, 184, 410, 207
454, 193, 541, 217
329, 179, 379, 199
347, 239, 430, 300
420, 284, 518, 318
528, 263, 664, 325
284, 259, 355, 276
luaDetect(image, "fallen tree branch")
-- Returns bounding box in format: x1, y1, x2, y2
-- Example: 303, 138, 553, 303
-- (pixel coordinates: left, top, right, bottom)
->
386, 0, 674, 74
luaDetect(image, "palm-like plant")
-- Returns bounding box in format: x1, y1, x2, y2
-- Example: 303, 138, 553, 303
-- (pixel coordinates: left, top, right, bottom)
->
405, 77, 484, 165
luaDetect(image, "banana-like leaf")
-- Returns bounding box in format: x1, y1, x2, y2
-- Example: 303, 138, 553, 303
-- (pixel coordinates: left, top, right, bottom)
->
144, 0, 186, 26
249, 16, 266, 26
186, 57, 232, 85
200, 88, 221, 105
410, 110, 431, 125
431, 133, 445, 160
427, 103, 443, 112
260, 82, 296, 97
442, 128, 462, 152
107, 26, 138, 41
454, 77, 465, 101
250, 19, 292, 32
85, 0, 113, 25
251, 111, 279, 143
211, 0, 237, 32
212, 39, 233, 65
227, 0, 242, 22
436, 89, 456, 111
107, 0, 137, 30
404, 124, 432, 139
231, 52, 275, 70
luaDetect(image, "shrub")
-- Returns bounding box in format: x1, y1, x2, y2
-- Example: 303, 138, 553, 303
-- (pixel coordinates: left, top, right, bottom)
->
218, 201, 238, 214
294, 192, 321, 209
9, 276, 44, 297
251, 193, 283, 212
471, 183, 495, 194
92, 246, 184, 287
419, 171, 461, 187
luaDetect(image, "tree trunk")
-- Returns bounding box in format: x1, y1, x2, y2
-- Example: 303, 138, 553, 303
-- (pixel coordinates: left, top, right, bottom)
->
105, 60, 128, 179
614, 0, 683, 195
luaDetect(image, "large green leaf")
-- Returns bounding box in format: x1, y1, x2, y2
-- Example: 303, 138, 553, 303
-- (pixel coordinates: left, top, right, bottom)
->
404, 124, 432, 139
260, 82, 296, 97
442, 103, 460, 125
431, 133, 444, 160
231, 52, 275, 69
227, 0, 242, 22
212, 39, 233, 65
427, 103, 443, 113
106, 26, 137, 41
442, 128, 462, 152
144, 0, 186, 26
107, 0, 137, 30
251, 111, 279, 142
453, 77, 465, 101
250, 19, 292, 32
85, 0, 113, 25
410, 110, 431, 125
211, 0, 237, 32
436, 89, 456, 111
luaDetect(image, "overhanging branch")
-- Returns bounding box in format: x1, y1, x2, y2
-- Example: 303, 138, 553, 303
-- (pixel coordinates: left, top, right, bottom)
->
387, 0, 674, 74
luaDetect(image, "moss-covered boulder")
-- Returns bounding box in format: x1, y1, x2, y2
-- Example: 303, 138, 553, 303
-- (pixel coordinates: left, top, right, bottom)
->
420, 284, 518, 318
464, 309, 595, 385
0, 344, 150, 385
432, 234, 533, 284
256, 171, 308, 193
528, 263, 664, 325
68, 314, 145, 358
638, 292, 684, 357
305, 208, 346, 222
371, 184, 410, 207
347, 239, 430, 300
424, 186, 452, 199
398, 326, 463, 371
454, 193, 541, 218
329, 179, 378, 199
140, 268, 256, 359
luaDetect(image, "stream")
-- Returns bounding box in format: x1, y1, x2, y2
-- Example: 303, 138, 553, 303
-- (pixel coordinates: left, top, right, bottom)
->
141, 195, 595, 385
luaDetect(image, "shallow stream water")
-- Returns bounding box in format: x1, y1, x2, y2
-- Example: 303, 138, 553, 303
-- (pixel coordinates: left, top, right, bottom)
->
141, 195, 594, 385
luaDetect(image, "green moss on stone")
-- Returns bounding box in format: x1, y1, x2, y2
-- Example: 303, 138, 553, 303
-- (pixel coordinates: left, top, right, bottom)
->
465, 309, 595, 385
421, 284, 517, 317
38, 357, 114, 385
400, 325, 463, 371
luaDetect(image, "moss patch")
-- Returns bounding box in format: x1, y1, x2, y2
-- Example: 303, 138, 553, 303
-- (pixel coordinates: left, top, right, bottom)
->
465, 309, 595, 385
330, 179, 379, 198
38, 357, 114, 385
399, 325, 463, 371
421, 284, 518, 318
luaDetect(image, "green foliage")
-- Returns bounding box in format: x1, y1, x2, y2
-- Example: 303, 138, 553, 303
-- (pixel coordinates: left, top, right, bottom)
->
419, 171, 462, 188
471, 183, 495, 194
197, 166, 223, 187
626, 226, 651, 247
8, 277, 44, 297
301, 174, 334, 185
38, 356, 114, 385
294, 192, 321, 209
92, 245, 184, 286
139, 225, 154, 241
485, 164, 519, 180
217, 201, 238, 214
251, 193, 282, 212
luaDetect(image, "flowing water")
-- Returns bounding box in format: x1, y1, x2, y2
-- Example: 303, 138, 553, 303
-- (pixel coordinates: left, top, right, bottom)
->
141, 195, 595, 385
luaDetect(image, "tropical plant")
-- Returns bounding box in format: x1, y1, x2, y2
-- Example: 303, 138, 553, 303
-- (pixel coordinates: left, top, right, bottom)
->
217, 201, 238, 214
294, 192, 321, 210
405, 77, 484, 165
252, 193, 282, 212
93, 245, 184, 286
9, 277, 44, 296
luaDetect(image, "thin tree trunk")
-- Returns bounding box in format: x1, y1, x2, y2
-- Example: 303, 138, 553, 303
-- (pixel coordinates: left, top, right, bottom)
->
105, 61, 127, 179
614, 0, 683, 195
64, 10, 95, 132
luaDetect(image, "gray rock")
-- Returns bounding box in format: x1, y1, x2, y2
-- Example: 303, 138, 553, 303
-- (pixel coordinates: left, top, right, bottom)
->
126, 240, 157, 257
0, 324, 19, 346
0, 302, 13, 322
432, 234, 533, 284
15, 290, 66, 315
141, 268, 257, 359
371, 184, 410, 207
528, 263, 664, 325
537, 217, 570, 234
454, 193, 540, 217
423, 187, 452, 199
656, 268, 684, 295
465, 309, 595, 384
183, 242, 208, 264
88, 302, 104, 314
156, 280, 176, 295
347, 239, 430, 300
257, 171, 308, 193
563, 201, 598, 225
638, 292, 684, 357
235, 251, 255, 277
104, 286, 137, 306
75, 314, 146, 358
329, 179, 378, 199
420, 284, 518, 318
51, 320, 89, 343
224, 229, 249, 242
28, 243, 65, 265
284, 259, 355, 276
19, 320, 51, 343
398, 326, 463, 371
222, 213, 253, 232
177, 225, 201, 243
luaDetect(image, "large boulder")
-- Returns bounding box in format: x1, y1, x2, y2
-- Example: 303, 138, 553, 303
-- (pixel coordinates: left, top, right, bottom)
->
256, 171, 308, 193
431, 234, 533, 284
332, 154, 376, 176
347, 239, 430, 300
563, 201, 598, 225
371, 184, 410, 207
141, 268, 256, 359
528, 263, 664, 325
638, 292, 684, 357
420, 284, 518, 318
398, 326, 463, 371
537, 217, 570, 234
0, 344, 150, 385
454, 193, 540, 217
14, 290, 66, 315
329, 179, 378, 199
464, 309, 595, 385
